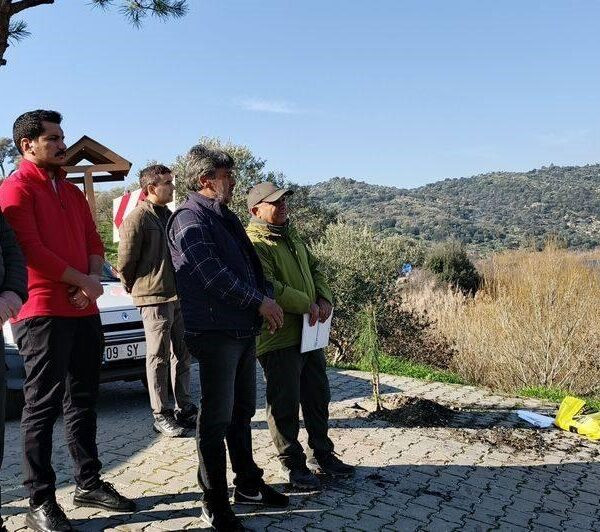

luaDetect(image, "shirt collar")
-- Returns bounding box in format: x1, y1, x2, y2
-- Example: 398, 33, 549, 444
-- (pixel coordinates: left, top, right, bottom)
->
249, 216, 289, 237
193, 192, 228, 217
18, 159, 67, 182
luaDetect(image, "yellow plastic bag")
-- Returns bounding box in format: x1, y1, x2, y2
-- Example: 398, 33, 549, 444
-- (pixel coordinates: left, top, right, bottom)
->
554, 396, 600, 440
573, 412, 600, 440
554, 396, 585, 430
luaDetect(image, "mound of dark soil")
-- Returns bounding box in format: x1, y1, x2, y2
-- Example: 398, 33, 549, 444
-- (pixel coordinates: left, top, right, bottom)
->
368, 395, 458, 427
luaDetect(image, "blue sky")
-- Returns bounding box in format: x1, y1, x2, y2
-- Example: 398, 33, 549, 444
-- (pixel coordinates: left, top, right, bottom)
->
1, 0, 599, 189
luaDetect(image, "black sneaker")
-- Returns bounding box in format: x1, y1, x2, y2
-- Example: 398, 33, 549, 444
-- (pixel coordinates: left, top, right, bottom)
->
280, 465, 321, 490
308, 454, 355, 477
26, 499, 72, 532
73, 481, 137, 512
153, 413, 185, 437
174, 403, 198, 429
233, 481, 289, 507
201, 502, 247, 531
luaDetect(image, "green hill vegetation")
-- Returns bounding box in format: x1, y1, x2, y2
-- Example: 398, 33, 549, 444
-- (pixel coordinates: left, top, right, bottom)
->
308, 164, 600, 250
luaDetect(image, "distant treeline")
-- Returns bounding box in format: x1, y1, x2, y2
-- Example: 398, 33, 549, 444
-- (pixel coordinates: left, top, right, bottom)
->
308, 164, 600, 251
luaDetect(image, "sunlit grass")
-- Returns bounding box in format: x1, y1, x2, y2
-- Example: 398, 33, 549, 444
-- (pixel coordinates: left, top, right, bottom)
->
331, 354, 465, 385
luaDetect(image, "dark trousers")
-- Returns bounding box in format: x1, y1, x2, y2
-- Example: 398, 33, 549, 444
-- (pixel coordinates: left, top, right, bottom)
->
258, 346, 334, 469
12, 316, 104, 505
185, 332, 262, 501
0, 340, 5, 527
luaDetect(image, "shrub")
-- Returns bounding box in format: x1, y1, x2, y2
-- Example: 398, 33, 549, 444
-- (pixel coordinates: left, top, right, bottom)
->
424, 240, 480, 293
98, 220, 118, 265
379, 281, 455, 369
311, 223, 424, 361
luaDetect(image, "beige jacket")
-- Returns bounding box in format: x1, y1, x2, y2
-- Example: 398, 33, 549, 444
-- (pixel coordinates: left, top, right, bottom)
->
117, 200, 178, 306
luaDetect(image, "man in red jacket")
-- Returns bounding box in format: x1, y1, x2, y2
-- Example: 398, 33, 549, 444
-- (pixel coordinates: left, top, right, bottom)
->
0, 110, 136, 532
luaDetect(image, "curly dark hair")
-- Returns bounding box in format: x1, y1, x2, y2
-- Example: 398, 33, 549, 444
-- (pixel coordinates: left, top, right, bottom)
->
13, 110, 62, 155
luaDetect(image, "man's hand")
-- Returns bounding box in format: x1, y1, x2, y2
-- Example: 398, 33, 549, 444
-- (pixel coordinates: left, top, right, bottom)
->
0, 290, 23, 319
0, 290, 22, 324
317, 297, 333, 323
67, 286, 90, 310
0, 298, 12, 324
308, 302, 320, 327
259, 296, 284, 334
80, 274, 104, 302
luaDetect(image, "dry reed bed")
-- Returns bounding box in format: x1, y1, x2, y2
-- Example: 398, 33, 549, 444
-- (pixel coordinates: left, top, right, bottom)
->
403, 248, 600, 395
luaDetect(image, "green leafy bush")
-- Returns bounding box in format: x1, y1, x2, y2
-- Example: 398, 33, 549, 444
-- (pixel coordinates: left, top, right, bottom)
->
378, 282, 456, 369
424, 240, 480, 293
311, 223, 424, 361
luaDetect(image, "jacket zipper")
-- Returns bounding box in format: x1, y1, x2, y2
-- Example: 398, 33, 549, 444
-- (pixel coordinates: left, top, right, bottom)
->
284, 235, 313, 298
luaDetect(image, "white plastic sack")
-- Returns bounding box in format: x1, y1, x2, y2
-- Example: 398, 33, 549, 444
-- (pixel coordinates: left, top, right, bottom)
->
517, 410, 554, 428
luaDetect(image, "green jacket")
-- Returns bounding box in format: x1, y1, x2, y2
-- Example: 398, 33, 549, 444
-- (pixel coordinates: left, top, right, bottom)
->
246, 220, 333, 356
117, 200, 178, 306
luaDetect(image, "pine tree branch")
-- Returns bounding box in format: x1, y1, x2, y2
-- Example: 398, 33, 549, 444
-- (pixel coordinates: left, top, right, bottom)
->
91, 0, 188, 27
10, 0, 55, 16
2, 0, 187, 68
119, 1, 188, 28
8, 19, 29, 42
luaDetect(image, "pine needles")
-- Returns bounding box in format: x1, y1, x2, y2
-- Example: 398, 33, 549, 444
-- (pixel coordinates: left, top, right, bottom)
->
355, 305, 383, 411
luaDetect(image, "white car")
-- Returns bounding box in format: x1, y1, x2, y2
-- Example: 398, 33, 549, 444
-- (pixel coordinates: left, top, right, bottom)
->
3, 262, 147, 418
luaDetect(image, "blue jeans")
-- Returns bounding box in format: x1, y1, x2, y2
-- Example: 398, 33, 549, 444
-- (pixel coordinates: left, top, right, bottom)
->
185, 332, 263, 502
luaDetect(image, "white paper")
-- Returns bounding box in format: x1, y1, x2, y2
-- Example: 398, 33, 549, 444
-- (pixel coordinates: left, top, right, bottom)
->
300, 310, 333, 353
517, 410, 554, 428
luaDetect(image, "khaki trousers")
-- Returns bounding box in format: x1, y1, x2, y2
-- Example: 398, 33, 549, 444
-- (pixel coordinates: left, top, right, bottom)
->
140, 301, 192, 417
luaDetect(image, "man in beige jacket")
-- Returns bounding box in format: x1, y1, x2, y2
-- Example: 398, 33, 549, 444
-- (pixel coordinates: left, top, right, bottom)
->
118, 164, 196, 437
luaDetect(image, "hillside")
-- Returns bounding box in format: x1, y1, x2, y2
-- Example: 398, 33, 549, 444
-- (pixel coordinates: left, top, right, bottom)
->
308, 164, 600, 250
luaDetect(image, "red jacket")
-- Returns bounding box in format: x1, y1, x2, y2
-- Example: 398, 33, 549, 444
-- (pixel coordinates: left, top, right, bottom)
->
0, 159, 104, 320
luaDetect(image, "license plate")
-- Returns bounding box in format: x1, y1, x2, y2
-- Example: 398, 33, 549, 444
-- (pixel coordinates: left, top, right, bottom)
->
104, 342, 146, 362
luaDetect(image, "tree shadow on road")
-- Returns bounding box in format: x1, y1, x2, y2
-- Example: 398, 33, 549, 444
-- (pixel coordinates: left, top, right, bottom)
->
8, 367, 599, 531
254, 367, 403, 410
69, 461, 600, 531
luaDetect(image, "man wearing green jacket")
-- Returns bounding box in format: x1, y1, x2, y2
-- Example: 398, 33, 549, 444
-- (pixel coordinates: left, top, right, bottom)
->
246, 182, 354, 490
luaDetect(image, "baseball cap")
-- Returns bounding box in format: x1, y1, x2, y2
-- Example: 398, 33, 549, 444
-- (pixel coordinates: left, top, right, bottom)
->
247, 182, 293, 211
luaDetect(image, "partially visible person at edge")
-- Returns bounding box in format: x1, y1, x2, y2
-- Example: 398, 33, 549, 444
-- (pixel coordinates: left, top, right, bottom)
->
0, 211, 28, 532
117, 164, 197, 438
167, 145, 288, 531
246, 182, 355, 490
0, 110, 136, 532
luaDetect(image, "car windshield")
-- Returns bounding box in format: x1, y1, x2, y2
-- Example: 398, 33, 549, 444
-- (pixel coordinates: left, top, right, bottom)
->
102, 261, 119, 282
